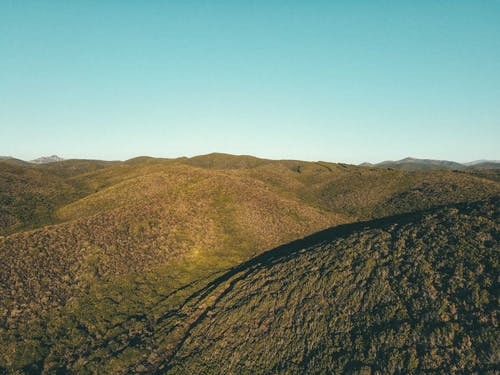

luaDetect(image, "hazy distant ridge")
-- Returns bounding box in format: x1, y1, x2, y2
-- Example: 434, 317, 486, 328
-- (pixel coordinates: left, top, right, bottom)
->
361, 157, 500, 170
2, 154, 500, 169
30, 155, 65, 164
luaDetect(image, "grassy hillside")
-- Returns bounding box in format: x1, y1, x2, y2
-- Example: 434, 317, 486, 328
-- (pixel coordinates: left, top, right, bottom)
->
2, 198, 496, 373
0, 162, 82, 235
466, 169, 500, 183
0, 159, 121, 235
2, 154, 499, 235
0, 154, 499, 373
156, 198, 499, 374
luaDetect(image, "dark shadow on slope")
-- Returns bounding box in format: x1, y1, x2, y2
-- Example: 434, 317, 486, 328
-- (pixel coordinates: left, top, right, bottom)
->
151, 197, 498, 372
179, 197, 498, 307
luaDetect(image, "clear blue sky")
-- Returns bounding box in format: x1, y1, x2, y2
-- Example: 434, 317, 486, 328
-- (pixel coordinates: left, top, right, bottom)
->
1, 1, 499, 163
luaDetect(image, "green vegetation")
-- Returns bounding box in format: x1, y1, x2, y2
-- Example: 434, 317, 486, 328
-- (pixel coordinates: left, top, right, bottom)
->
0, 154, 499, 373
156, 199, 499, 374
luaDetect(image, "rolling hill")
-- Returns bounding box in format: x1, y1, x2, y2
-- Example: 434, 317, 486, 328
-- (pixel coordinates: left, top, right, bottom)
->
0, 153, 499, 373
155, 198, 499, 374
4, 198, 496, 373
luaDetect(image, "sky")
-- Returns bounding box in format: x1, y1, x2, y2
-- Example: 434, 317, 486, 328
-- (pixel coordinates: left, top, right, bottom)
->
1, 1, 499, 164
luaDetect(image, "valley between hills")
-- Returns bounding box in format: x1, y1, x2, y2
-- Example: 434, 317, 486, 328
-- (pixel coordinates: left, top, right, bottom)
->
0, 153, 498, 374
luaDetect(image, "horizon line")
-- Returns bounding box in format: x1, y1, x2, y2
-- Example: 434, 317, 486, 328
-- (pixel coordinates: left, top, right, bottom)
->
2, 152, 499, 166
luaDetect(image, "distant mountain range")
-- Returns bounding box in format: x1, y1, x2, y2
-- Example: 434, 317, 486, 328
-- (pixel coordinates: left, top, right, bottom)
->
360, 157, 500, 170
2, 154, 499, 169
30, 155, 65, 164
1, 155, 65, 164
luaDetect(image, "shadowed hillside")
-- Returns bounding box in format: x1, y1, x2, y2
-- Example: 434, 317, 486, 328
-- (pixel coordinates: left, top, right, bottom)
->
152, 198, 499, 374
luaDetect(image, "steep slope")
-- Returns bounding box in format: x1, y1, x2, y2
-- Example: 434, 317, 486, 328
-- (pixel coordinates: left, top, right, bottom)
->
151, 198, 498, 374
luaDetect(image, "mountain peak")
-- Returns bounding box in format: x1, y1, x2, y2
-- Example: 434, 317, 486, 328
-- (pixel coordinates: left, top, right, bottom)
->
400, 156, 417, 161
30, 155, 64, 164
